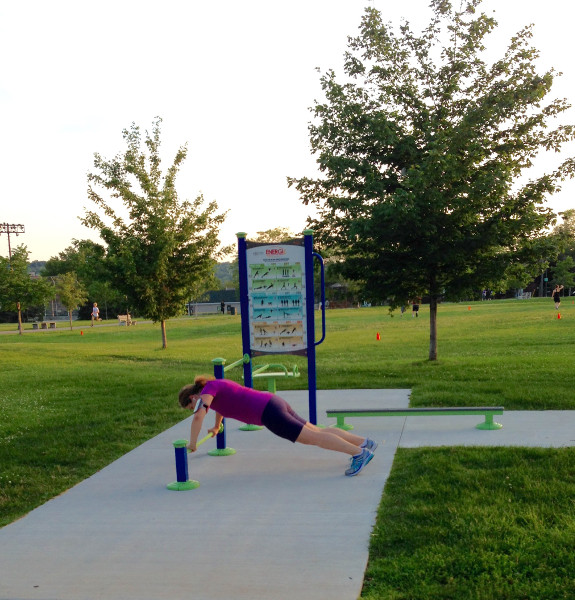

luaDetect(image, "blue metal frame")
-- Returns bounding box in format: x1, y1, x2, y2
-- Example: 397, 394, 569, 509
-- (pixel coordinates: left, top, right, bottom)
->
212, 359, 227, 451
236, 230, 325, 425
237, 233, 254, 389
304, 231, 318, 424
313, 251, 326, 346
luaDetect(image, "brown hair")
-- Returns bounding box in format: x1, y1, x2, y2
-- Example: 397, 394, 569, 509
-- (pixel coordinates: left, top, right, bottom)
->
178, 375, 215, 408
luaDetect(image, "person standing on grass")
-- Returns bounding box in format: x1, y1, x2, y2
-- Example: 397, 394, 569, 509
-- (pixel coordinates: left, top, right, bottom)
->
91, 302, 100, 326
411, 298, 420, 317
178, 376, 377, 477
552, 284, 564, 310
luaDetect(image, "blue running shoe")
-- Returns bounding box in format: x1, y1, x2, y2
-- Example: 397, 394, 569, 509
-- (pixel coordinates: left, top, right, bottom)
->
364, 438, 378, 452
345, 448, 374, 476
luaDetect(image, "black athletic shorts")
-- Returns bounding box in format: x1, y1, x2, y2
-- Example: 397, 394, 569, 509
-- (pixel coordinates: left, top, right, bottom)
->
261, 395, 307, 443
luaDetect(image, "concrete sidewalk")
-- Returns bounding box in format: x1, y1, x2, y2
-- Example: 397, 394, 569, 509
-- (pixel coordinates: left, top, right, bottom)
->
1, 390, 574, 600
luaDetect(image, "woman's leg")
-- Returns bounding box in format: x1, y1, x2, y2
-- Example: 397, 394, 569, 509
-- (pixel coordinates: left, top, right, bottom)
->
295, 422, 365, 456
315, 423, 366, 446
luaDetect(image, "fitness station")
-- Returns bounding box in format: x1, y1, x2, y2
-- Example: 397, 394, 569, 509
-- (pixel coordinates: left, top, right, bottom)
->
168, 230, 327, 490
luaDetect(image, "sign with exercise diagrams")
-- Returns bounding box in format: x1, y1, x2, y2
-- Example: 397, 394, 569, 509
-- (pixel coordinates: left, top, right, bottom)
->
246, 240, 307, 355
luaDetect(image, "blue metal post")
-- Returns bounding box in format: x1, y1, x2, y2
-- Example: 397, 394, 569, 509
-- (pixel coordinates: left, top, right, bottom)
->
174, 443, 189, 483
167, 439, 199, 490
237, 232, 253, 388
212, 358, 227, 450
304, 229, 317, 424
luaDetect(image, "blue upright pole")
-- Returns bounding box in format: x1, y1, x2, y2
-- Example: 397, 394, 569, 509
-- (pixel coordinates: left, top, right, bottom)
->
212, 358, 227, 450
237, 232, 253, 388
210, 358, 236, 456
167, 439, 200, 490
174, 442, 189, 483
304, 229, 317, 424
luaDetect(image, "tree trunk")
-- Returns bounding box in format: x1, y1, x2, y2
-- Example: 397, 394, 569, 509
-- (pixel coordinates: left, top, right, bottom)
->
17, 302, 23, 335
161, 320, 168, 349
428, 295, 438, 361
69, 310, 73, 331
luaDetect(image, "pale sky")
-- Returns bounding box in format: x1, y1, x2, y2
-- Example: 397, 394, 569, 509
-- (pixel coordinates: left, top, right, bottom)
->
1, 0, 574, 262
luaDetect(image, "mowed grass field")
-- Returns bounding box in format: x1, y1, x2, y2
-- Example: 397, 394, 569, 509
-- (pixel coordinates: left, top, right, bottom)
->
1, 298, 574, 598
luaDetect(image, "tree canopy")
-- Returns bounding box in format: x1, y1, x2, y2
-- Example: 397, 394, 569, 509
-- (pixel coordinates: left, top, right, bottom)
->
289, 0, 575, 360
42, 239, 126, 319
0, 246, 52, 329
82, 117, 228, 348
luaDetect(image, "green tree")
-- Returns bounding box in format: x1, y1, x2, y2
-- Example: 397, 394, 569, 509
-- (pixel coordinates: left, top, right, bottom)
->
43, 239, 107, 278
253, 227, 296, 243
82, 117, 228, 348
289, 1, 575, 360
43, 239, 125, 319
551, 256, 575, 292
55, 272, 88, 330
553, 209, 575, 249
0, 246, 52, 332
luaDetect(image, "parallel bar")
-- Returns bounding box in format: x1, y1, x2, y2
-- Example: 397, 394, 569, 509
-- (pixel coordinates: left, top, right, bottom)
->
327, 407, 503, 416
326, 407, 504, 431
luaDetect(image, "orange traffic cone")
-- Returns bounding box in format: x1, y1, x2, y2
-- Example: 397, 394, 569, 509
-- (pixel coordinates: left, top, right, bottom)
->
557, 313, 561, 320
376, 332, 380, 341
81, 330, 84, 335
468, 306, 471, 310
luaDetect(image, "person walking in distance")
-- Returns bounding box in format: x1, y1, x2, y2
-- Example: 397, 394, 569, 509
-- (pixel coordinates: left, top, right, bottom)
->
552, 284, 564, 310
91, 302, 100, 327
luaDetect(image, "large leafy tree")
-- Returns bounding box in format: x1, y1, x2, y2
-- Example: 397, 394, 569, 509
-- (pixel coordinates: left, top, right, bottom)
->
289, 1, 575, 360
82, 117, 228, 348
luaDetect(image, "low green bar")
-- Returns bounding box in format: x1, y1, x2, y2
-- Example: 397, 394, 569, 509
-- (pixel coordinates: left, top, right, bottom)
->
326, 407, 504, 431
326, 409, 503, 418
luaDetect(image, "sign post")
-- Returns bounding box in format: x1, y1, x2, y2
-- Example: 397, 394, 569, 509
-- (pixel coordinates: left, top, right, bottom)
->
237, 231, 325, 424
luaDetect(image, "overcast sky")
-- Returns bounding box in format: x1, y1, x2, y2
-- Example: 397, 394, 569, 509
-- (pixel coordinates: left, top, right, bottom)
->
1, 0, 574, 262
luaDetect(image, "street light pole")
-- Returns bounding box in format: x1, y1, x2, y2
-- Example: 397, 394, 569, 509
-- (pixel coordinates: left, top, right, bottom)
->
0, 223, 25, 262
0, 223, 26, 334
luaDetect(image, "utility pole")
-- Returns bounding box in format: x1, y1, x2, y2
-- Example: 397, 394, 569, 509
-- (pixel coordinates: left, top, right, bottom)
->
0, 223, 26, 334
0, 223, 25, 262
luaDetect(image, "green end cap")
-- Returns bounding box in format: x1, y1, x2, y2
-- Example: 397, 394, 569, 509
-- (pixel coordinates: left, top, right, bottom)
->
208, 448, 236, 456
173, 439, 188, 448
303, 229, 314, 236
236, 232, 247, 238
167, 480, 200, 491
212, 357, 226, 366
476, 422, 503, 430
242, 353, 251, 364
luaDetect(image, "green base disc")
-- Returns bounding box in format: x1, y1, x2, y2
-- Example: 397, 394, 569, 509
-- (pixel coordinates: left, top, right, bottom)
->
208, 448, 236, 456
239, 424, 264, 431
475, 422, 503, 430
167, 480, 200, 491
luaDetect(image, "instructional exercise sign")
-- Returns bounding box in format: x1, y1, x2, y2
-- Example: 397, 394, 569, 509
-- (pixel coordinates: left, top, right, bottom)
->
246, 239, 307, 355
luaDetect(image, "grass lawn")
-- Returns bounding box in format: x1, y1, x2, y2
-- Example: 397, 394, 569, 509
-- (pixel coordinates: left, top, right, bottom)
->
363, 447, 575, 600
1, 298, 574, 597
